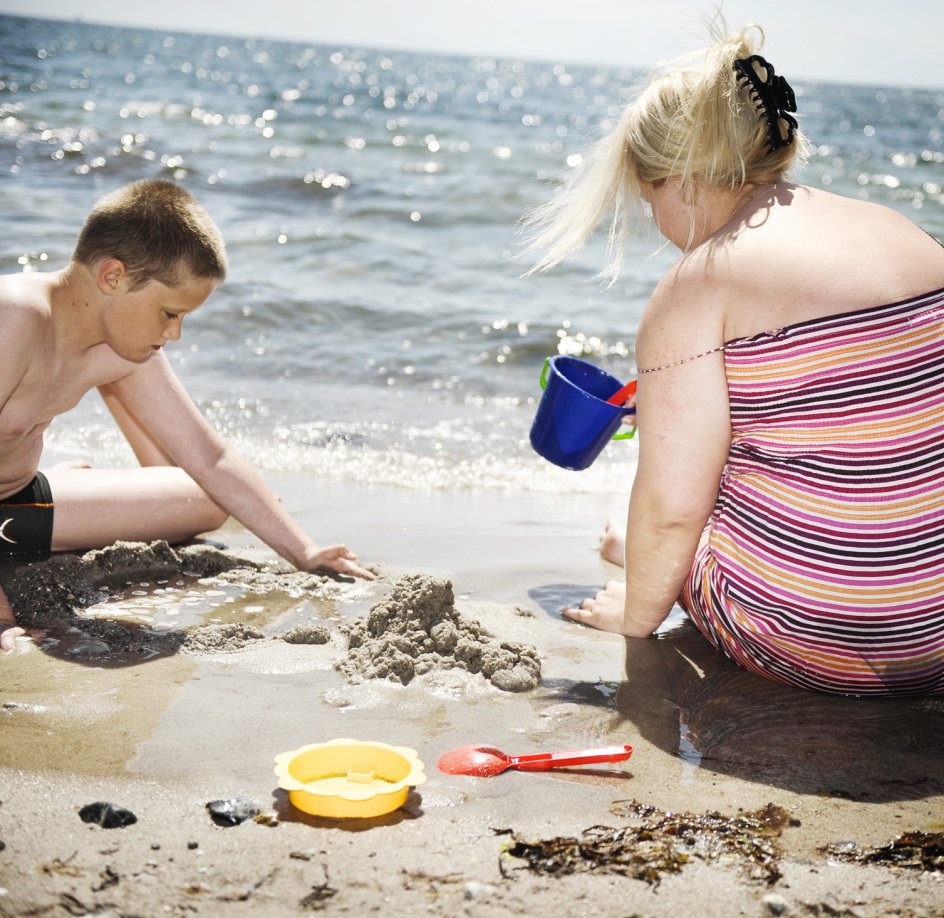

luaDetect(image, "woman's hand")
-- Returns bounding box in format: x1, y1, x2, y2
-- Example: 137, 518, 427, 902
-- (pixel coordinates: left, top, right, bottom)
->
304, 544, 375, 580
563, 579, 629, 634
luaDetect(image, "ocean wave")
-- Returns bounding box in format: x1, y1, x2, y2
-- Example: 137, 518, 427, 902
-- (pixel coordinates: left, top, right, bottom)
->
44, 414, 638, 497
6, 14, 941, 503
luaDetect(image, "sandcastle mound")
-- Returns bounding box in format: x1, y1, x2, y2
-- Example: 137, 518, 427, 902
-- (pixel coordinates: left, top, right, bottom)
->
337, 573, 541, 692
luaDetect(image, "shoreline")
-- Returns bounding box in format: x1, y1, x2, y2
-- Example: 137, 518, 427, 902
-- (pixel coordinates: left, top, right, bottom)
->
1, 476, 941, 916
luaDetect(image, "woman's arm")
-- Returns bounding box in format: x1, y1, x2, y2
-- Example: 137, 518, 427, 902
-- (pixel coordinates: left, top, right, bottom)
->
103, 353, 372, 578
564, 268, 731, 635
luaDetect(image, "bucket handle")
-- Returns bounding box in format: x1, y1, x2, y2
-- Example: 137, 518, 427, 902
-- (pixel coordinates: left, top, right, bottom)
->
538, 357, 636, 440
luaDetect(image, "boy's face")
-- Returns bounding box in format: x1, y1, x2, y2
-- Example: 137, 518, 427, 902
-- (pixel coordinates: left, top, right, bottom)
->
105, 274, 217, 363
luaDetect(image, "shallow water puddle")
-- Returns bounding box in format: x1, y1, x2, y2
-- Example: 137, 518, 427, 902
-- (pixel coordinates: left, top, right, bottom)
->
78, 574, 292, 632
30, 577, 325, 666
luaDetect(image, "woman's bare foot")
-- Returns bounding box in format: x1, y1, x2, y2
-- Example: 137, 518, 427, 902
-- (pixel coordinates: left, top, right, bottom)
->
598, 519, 626, 567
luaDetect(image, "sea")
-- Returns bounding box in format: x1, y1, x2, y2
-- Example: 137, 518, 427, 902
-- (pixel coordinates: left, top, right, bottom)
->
2, 14, 942, 496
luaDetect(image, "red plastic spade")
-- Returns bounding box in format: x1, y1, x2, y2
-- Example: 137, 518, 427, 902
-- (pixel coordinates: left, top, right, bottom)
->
606, 379, 637, 406
437, 743, 633, 777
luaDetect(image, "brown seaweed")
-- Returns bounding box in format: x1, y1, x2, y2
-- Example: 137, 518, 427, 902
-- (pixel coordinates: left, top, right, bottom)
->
298, 865, 338, 911
820, 832, 944, 872
502, 800, 791, 885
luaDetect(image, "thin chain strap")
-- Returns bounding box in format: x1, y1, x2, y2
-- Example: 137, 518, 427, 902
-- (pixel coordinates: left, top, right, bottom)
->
636, 344, 726, 374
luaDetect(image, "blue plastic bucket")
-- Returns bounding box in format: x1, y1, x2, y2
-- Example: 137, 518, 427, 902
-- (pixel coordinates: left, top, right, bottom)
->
530, 356, 636, 470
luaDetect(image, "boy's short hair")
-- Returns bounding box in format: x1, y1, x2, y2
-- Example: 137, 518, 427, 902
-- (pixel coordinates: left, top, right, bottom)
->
73, 179, 227, 289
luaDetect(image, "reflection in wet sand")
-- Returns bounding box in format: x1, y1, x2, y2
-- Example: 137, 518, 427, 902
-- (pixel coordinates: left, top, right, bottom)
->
616, 616, 944, 801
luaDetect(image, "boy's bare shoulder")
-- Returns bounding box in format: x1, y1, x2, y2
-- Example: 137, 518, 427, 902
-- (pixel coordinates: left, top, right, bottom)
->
0, 274, 53, 381
0, 272, 53, 326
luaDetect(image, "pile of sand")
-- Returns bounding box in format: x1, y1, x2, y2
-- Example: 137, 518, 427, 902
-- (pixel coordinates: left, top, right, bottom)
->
182, 622, 267, 654
180, 622, 331, 654
337, 573, 541, 692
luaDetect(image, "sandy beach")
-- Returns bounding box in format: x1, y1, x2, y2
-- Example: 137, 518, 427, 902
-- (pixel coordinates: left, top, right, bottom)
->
1, 475, 942, 917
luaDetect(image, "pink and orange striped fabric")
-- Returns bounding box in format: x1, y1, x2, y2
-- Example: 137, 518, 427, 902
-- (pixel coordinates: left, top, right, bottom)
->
682, 286, 944, 695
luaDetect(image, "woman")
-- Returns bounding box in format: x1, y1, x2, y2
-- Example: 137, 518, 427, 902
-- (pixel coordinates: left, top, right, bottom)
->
526, 23, 944, 694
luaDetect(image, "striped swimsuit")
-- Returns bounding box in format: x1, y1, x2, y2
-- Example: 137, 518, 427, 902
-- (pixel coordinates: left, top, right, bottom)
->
681, 286, 944, 695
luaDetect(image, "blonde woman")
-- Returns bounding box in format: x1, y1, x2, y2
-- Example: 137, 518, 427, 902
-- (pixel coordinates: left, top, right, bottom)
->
527, 23, 944, 694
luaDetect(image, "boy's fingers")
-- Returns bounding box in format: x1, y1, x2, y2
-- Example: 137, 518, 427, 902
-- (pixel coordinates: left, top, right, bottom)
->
342, 560, 376, 580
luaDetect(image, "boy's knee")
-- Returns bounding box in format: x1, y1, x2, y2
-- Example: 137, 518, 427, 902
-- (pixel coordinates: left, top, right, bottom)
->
196, 500, 228, 534
179, 487, 227, 536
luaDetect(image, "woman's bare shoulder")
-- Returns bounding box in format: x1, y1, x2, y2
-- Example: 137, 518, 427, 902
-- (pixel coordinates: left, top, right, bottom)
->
707, 187, 944, 337
637, 255, 728, 371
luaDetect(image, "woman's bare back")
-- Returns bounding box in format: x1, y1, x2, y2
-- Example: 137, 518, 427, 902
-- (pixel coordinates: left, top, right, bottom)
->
716, 184, 944, 343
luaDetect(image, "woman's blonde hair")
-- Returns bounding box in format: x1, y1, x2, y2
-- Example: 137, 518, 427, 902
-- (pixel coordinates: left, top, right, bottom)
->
524, 20, 810, 280
74, 179, 228, 289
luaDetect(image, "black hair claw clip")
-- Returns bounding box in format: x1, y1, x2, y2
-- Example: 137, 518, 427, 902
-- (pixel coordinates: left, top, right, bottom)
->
734, 54, 798, 151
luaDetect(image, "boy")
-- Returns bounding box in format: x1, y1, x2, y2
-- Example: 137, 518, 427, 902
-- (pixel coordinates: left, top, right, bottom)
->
0, 179, 371, 651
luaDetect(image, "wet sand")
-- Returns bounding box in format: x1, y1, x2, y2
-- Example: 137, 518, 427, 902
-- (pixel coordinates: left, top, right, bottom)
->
1, 477, 942, 916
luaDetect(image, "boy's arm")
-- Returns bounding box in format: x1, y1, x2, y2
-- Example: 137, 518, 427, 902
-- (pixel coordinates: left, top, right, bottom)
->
102, 353, 372, 578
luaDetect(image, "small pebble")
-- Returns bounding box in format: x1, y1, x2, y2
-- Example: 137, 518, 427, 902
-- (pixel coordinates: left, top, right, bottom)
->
464, 881, 497, 902
763, 893, 790, 915
66, 639, 112, 659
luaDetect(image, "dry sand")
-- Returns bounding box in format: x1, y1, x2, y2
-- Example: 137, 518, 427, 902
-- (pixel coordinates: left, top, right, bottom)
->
0, 478, 941, 917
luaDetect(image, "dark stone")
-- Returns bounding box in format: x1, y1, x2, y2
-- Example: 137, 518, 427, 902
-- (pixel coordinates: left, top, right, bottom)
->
206, 798, 260, 827
78, 802, 138, 829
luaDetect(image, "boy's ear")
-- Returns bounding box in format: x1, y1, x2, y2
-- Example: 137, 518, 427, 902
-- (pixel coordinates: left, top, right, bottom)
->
96, 258, 129, 294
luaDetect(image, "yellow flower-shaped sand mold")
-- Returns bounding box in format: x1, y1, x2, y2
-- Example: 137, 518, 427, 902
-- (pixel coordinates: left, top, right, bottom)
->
274, 738, 427, 818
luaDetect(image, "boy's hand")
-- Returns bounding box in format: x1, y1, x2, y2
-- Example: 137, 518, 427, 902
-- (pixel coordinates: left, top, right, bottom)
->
306, 545, 375, 580
1, 623, 26, 652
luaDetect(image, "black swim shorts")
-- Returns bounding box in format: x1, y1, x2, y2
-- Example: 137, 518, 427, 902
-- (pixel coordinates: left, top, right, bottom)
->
0, 472, 54, 558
